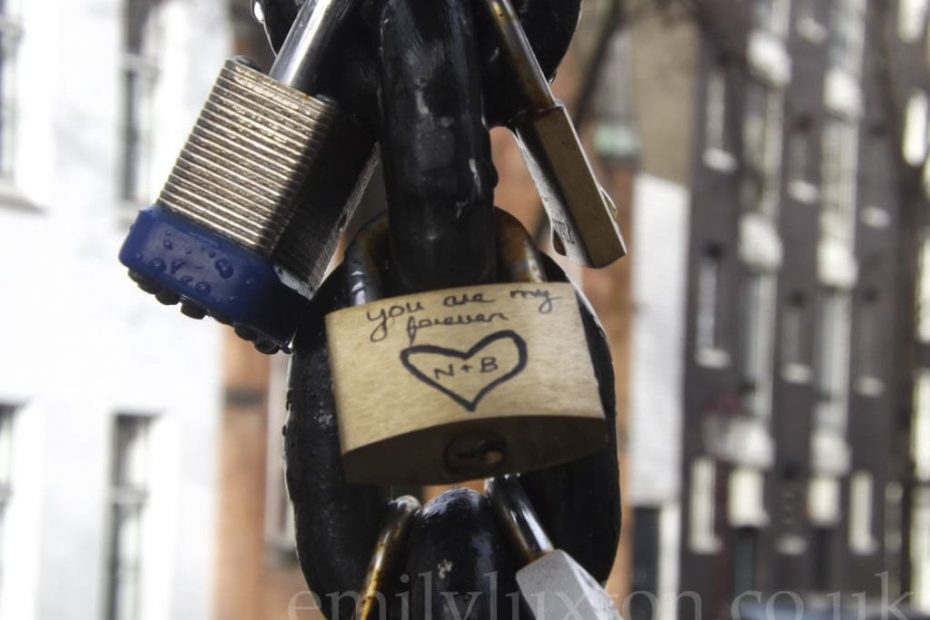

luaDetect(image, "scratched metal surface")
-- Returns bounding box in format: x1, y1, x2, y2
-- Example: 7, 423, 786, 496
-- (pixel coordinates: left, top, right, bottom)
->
376, 0, 499, 293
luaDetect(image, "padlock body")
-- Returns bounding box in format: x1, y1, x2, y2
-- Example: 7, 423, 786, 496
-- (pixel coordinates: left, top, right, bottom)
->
514, 105, 626, 268
517, 550, 622, 619
158, 59, 375, 298
326, 282, 606, 484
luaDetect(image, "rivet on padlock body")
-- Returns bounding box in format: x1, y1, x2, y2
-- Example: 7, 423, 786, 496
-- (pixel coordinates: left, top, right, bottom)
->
325, 210, 608, 485
482, 0, 626, 269
487, 476, 622, 620
119, 0, 376, 353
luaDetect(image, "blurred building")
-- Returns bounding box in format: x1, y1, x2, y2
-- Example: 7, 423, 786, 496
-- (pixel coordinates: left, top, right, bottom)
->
0, 0, 230, 618
623, 0, 930, 618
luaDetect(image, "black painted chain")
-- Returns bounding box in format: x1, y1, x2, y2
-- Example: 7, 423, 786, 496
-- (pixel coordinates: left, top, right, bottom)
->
261, 1, 622, 617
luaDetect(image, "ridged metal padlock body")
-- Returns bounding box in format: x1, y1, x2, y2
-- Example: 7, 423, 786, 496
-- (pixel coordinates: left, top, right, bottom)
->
324, 212, 608, 485
159, 58, 374, 294
119, 0, 375, 353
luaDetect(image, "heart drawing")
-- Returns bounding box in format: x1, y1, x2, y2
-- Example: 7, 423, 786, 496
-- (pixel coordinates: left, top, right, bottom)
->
399, 330, 528, 411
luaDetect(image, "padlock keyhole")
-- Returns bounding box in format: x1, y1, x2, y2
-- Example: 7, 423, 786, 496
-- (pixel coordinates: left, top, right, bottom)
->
445, 433, 508, 478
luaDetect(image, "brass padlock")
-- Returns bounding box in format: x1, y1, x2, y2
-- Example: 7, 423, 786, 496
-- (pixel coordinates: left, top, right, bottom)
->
325, 210, 607, 485
480, 0, 626, 268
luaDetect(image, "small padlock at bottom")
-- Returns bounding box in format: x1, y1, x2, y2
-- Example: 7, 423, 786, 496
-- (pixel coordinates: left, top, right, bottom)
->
325, 215, 608, 485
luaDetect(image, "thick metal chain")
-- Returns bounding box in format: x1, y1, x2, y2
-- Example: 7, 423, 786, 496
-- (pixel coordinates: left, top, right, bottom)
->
271, 1, 622, 618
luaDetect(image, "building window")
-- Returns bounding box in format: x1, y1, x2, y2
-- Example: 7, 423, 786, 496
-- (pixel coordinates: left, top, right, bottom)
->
821, 118, 859, 243
592, 30, 640, 161
740, 273, 777, 419
0, 1, 22, 180
696, 245, 730, 368
742, 79, 785, 217
830, 0, 866, 78
823, 0, 866, 118
787, 119, 819, 203
781, 292, 813, 383
774, 466, 807, 555
854, 289, 884, 396
703, 62, 736, 171
689, 457, 722, 554
849, 471, 878, 555
814, 292, 852, 434
120, 0, 160, 206
106, 415, 152, 620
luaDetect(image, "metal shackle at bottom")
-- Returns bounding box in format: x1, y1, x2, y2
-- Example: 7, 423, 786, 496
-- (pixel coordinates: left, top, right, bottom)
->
487, 475, 555, 563
487, 476, 623, 620
355, 496, 421, 620
323, 209, 609, 485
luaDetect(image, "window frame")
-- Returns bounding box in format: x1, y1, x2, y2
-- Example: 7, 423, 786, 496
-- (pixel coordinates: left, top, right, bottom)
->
105, 414, 154, 620
695, 245, 731, 368
118, 0, 161, 209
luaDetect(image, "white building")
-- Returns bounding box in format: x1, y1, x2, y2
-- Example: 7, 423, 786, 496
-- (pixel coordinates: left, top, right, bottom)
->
0, 0, 230, 618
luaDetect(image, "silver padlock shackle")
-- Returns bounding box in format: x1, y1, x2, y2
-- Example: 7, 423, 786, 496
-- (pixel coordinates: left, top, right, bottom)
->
269, 0, 363, 92
486, 475, 555, 563
355, 495, 421, 620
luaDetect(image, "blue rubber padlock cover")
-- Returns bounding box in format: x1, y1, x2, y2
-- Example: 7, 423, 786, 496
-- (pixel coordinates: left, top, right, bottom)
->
119, 204, 307, 348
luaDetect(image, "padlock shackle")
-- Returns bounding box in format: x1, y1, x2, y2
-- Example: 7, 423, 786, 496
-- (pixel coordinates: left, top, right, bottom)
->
481, 0, 556, 113
269, 0, 363, 92
487, 475, 555, 563
256, 0, 582, 129
344, 215, 390, 306
495, 209, 548, 284
355, 496, 420, 620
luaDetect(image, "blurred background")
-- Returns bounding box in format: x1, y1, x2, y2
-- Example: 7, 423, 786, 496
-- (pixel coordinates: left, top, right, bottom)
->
0, 0, 928, 618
